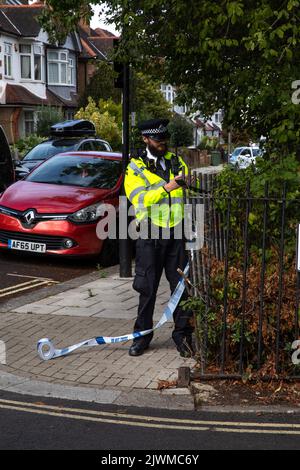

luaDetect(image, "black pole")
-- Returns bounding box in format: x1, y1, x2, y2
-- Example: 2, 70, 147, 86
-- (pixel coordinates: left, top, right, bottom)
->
119, 62, 132, 277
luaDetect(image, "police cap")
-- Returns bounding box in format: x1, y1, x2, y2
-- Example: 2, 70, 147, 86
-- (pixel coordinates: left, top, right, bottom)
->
137, 118, 170, 141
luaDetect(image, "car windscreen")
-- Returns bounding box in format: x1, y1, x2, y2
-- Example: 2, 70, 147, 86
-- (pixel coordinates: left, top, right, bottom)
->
231, 147, 243, 157
26, 155, 122, 189
252, 148, 261, 156
23, 140, 79, 161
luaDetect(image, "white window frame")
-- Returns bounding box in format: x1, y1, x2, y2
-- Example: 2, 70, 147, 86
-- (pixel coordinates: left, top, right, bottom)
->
20, 44, 32, 79
23, 109, 36, 136
167, 85, 174, 104
214, 113, 220, 124
68, 57, 75, 85
20, 43, 43, 82
48, 50, 75, 86
4, 42, 13, 78
33, 44, 42, 81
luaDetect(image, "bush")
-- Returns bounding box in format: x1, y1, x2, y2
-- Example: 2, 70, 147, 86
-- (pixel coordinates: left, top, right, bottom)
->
11, 134, 45, 159
182, 153, 300, 375
75, 97, 122, 150
168, 115, 194, 148
197, 135, 219, 151
36, 106, 64, 137
183, 250, 297, 372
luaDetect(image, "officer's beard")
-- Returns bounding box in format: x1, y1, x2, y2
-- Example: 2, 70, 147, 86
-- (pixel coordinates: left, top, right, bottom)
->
147, 142, 168, 159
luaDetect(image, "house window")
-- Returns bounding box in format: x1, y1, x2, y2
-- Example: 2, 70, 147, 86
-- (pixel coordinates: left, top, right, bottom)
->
65, 109, 74, 120
214, 112, 222, 124
24, 111, 35, 135
160, 84, 167, 101
20, 44, 43, 81
48, 50, 74, 85
167, 85, 174, 104
48, 51, 59, 83
20, 44, 32, 79
34, 45, 42, 81
160, 84, 175, 104
68, 58, 75, 85
4, 43, 12, 77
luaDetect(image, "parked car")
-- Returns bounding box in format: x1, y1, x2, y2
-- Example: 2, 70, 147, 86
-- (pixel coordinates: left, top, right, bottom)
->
13, 160, 30, 180
0, 151, 122, 260
15, 119, 112, 179
229, 146, 262, 169
0, 126, 15, 193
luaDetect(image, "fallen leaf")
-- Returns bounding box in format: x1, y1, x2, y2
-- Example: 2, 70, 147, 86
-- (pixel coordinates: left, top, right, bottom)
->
157, 380, 177, 390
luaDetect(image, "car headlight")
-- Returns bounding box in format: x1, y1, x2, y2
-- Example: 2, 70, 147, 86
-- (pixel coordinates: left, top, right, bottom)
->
68, 203, 105, 224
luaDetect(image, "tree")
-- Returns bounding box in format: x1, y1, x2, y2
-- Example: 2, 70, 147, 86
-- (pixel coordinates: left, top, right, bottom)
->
168, 114, 194, 148
75, 97, 122, 150
78, 60, 121, 108
79, 62, 172, 123
39, 0, 300, 162
132, 71, 172, 123
36, 106, 64, 137
77, 63, 172, 150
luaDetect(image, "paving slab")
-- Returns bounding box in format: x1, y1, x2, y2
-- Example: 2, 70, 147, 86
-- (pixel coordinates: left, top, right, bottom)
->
0, 266, 196, 409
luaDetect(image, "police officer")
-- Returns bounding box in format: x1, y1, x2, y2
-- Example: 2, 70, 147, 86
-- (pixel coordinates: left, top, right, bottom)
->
124, 118, 194, 357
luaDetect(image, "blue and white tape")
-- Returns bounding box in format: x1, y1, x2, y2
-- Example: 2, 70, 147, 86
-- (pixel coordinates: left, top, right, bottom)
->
37, 264, 189, 361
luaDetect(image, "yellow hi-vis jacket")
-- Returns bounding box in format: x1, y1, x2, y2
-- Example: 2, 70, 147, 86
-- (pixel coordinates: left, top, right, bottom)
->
124, 152, 188, 228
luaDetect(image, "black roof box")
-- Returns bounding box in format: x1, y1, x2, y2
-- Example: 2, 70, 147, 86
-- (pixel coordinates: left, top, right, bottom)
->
50, 119, 96, 137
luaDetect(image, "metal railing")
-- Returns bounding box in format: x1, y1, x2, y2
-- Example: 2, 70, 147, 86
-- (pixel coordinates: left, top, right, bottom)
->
184, 171, 300, 379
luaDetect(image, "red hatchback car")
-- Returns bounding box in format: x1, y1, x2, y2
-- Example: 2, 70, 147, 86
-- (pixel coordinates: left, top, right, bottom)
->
0, 151, 123, 258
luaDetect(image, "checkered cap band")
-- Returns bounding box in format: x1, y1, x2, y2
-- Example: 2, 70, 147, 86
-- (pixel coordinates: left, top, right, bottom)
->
141, 125, 168, 135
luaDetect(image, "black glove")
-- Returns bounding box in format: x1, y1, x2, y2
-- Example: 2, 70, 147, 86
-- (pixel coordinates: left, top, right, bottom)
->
175, 176, 187, 187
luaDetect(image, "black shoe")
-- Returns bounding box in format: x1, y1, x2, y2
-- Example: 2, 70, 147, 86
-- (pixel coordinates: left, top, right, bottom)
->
128, 343, 149, 357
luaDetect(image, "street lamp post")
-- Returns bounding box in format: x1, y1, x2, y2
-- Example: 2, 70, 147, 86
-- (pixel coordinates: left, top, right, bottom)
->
119, 61, 132, 278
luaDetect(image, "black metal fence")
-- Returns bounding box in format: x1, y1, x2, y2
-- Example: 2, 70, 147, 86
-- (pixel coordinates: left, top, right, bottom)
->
184, 171, 300, 379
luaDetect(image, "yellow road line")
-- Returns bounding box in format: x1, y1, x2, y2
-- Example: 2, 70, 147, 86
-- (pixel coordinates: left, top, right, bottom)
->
0, 402, 300, 434
6, 273, 55, 281
0, 403, 209, 432
0, 279, 44, 293
0, 398, 299, 431
0, 280, 57, 298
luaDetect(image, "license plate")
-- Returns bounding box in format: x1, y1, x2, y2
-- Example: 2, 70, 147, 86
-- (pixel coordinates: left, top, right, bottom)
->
8, 239, 46, 253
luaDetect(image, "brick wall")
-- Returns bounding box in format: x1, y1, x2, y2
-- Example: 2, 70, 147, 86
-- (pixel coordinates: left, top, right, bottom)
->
178, 148, 211, 168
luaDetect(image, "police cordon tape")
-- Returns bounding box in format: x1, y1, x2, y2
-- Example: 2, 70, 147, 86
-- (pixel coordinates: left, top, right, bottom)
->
37, 264, 189, 361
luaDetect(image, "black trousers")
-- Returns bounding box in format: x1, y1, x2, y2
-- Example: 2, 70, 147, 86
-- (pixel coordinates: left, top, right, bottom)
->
132, 236, 194, 347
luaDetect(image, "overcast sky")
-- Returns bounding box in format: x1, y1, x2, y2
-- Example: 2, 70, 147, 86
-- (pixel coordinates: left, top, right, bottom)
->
90, 4, 118, 35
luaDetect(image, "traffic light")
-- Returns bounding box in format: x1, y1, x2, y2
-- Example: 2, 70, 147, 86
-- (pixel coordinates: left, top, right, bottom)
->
113, 38, 124, 89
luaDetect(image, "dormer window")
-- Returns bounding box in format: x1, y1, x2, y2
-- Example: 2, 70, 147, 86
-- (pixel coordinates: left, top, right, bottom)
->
20, 44, 43, 81
48, 50, 75, 85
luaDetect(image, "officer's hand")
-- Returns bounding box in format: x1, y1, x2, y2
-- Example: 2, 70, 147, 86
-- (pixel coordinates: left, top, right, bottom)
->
164, 176, 184, 193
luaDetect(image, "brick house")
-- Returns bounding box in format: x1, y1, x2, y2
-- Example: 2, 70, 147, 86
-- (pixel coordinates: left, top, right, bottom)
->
77, 20, 116, 99
0, 0, 116, 143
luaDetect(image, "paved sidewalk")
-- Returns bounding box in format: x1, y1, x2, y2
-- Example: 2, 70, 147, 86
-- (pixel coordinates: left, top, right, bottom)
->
194, 163, 224, 174
0, 164, 224, 410
0, 264, 195, 409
